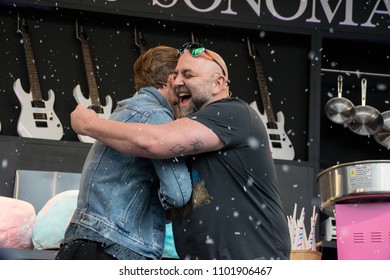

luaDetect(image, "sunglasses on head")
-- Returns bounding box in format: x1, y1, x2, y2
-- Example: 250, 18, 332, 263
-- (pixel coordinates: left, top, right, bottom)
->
179, 42, 226, 77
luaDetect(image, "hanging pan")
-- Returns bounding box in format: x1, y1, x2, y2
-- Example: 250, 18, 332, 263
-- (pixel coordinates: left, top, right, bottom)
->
348, 78, 383, 136
374, 110, 390, 149
325, 75, 355, 124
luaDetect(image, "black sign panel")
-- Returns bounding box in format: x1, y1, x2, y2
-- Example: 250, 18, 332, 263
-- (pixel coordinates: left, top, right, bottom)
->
5, 0, 390, 35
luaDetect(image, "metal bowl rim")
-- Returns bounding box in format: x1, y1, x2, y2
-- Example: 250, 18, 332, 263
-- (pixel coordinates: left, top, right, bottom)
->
316, 159, 390, 180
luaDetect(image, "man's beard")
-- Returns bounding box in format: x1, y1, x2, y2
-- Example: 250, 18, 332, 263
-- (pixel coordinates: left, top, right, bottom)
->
177, 94, 210, 118
177, 102, 197, 118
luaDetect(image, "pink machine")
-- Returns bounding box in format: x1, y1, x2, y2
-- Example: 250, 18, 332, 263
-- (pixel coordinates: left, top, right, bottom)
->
335, 202, 390, 260
317, 160, 390, 260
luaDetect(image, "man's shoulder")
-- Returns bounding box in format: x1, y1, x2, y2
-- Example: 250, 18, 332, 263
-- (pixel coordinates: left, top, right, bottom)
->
198, 98, 248, 115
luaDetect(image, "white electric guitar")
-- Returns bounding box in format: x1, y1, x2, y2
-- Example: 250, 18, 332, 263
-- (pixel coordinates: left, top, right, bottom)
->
247, 38, 294, 160
73, 20, 113, 143
13, 15, 63, 140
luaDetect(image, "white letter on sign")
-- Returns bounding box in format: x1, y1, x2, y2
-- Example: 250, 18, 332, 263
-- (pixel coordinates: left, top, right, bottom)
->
266, 0, 307, 21
153, 0, 177, 8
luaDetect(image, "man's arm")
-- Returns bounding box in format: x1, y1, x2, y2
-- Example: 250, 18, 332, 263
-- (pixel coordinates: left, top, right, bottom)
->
71, 104, 224, 159
153, 157, 192, 209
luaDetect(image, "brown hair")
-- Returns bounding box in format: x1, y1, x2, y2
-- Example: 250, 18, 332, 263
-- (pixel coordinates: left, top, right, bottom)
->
133, 45, 180, 91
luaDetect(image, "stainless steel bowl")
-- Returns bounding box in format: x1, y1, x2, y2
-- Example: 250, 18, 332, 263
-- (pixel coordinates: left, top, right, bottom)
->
317, 160, 390, 217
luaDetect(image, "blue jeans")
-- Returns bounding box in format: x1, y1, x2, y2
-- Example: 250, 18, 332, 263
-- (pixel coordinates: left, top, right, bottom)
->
56, 239, 147, 260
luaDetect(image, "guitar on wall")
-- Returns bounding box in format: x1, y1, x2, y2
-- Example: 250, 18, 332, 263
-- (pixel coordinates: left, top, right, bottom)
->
13, 15, 64, 140
247, 37, 295, 160
134, 26, 148, 54
73, 19, 113, 143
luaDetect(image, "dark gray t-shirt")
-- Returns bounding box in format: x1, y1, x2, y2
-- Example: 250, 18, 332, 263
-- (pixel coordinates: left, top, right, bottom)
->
172, 98, 291, 260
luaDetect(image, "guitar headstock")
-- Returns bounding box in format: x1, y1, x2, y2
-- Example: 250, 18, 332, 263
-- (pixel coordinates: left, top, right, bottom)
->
246, 37, 257, 60
191, 31, 199, 44
16, 12, 28, 34
134, 26, 147, 54
75, 19, 88, 41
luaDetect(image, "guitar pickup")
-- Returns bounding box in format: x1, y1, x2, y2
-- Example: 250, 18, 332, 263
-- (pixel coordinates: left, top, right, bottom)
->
88, 105, 104, 114
267, 123, 279, 129
269, 134, 281, 141
35, 121, 48, 128
33, 113, 47, 120
33, 113, 48, 120
31, 100, 46, 108
271, 142, 282, 148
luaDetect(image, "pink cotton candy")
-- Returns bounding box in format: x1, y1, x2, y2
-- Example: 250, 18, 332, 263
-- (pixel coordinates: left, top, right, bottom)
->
0, 196, 36, 249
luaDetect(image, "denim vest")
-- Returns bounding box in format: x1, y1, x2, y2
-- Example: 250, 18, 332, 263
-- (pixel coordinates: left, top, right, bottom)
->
63, 87, 191, 259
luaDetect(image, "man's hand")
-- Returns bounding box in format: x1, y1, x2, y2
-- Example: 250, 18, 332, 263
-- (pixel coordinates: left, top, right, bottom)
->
70, 104, 99, 136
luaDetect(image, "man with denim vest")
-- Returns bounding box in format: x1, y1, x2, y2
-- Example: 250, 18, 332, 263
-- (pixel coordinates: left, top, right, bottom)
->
56, 46, 192, 260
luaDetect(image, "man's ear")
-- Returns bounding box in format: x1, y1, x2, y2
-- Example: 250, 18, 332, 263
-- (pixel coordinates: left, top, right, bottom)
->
213, 75, 227, 92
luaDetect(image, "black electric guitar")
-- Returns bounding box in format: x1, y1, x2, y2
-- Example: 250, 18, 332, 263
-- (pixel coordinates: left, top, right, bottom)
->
13, 15, 63, 140
134, 26, 147, 54
247, 37, 294, 160
190, 31, 199, 44
73, 19, 113, 143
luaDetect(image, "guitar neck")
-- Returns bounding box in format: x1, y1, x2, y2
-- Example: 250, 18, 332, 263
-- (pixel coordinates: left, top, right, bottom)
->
80, 38, 101, 107
138, 43, 147, 54
20, 30, 42, 101
134, 26, 147, 54
253, 57, 277, 124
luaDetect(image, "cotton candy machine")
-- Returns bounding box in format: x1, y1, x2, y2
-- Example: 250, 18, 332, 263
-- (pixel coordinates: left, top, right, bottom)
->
317, 160, 390, 217
317, 160, 390, 259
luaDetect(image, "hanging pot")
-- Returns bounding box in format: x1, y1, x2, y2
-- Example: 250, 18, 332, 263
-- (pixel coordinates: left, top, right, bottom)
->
347, 78, 383, 136
325, 75, 355, 124
373, 110, 390, 149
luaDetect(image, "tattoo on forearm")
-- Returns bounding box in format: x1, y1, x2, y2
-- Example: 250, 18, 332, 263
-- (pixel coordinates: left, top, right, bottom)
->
169, 139, 204, 155
190, 139, 204, 153
170, 144, 186, 155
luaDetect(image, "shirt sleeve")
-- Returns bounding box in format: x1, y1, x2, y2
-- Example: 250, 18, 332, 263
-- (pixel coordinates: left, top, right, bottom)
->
190, 99, 249, 147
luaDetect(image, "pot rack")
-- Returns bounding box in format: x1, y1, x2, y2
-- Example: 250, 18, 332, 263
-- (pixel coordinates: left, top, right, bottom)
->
321, 68, 390, 78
